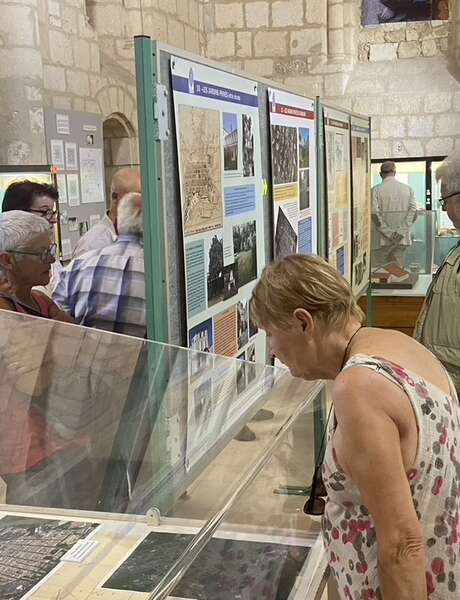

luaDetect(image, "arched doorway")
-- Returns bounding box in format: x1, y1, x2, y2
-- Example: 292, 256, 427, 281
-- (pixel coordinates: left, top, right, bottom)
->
103, 113, 138, 209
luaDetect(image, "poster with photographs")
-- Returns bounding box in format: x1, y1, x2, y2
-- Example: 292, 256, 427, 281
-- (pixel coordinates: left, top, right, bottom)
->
362, 0, 449, 26
351, 116, 372, 296
324, 107, 352, 282
172, 57, 267, 470
268, 89, 317, 259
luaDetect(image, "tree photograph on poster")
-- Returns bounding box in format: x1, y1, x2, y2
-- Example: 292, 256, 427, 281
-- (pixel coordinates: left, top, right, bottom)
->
362, 0, 449, 26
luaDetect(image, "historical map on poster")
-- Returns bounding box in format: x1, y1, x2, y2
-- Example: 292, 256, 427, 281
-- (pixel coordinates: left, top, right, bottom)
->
103, 529, 311, 600
0, 515, 98, 600
171, 57, 266, 471
269, 89, 317, 259
324, 107, 352, 282
351, 116, 371, 296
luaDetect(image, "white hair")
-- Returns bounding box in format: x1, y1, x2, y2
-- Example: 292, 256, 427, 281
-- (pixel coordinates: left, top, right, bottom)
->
117, 192, 143, 236
0, 210, 50, 253
436, 150, 460, 195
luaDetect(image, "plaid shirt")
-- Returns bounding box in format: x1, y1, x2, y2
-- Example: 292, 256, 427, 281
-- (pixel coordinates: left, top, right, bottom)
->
53, 234, 146, 338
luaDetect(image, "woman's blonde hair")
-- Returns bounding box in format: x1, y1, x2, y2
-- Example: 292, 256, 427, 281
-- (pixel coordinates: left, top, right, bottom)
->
251, 254, 364, 330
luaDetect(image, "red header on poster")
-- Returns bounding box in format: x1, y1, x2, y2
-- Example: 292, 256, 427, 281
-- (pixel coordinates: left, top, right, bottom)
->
270, 102, 314, 120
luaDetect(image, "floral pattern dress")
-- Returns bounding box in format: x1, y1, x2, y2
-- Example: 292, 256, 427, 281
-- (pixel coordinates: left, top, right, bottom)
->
322, 355, 460, 600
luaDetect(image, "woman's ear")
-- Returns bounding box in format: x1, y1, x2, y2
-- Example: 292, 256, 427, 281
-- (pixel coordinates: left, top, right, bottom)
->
0, 252, 14, 272
293, 308, 314, 334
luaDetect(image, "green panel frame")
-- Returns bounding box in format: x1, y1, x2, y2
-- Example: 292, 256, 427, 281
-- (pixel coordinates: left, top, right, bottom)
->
135, 35, 168, 343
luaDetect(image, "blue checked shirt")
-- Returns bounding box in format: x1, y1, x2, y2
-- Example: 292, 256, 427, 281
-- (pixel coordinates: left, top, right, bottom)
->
53, 234, 146, 338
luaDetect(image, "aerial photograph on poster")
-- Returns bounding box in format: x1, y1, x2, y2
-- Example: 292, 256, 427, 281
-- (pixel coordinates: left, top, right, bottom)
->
271, 125, 298, 185
275, 208, 298, 259
179, 105, 223, 236
242, 114, 255, 177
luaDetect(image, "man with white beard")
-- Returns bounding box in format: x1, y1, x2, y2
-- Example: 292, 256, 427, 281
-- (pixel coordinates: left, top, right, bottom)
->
415, 150, 460, 396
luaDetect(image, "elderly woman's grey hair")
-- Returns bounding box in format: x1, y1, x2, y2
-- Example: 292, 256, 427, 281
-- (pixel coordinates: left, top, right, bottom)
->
0, 211, 50, 277
436, 150, 460, 195
117, 192, 143, 236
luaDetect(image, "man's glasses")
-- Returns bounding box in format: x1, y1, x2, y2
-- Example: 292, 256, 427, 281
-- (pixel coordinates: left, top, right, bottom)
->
437, 191, 460, 211
7, 243, 57, 263
30, 208, 58, 222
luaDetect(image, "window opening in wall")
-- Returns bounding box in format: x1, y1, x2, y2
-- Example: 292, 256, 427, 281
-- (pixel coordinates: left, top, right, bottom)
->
362, 0, 449, 27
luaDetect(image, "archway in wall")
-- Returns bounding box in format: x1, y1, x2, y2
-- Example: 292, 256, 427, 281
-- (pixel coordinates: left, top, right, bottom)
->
103, 113, 138, 210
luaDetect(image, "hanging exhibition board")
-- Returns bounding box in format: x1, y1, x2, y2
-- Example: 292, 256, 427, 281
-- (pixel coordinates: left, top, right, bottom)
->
171, 57, 266, 467
350, 116, 372, 296
323, 107, 352, 282
268, 89, 317, 258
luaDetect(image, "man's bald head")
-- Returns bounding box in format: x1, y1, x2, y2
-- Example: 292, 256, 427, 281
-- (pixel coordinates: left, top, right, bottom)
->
110, 167, 141, 210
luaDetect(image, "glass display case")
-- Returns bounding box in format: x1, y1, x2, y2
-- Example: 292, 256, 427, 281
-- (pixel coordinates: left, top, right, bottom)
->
370, 210, 435, 296
0, 310, 327, 599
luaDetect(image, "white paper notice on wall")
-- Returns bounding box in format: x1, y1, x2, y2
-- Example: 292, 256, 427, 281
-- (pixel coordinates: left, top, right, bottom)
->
56, 173, 67, 204
61, 238, 72, 259
80, 147, 104, 204
67, 173, 80, 207
50, 139, 64, 168
56, 113, 70, 135
65, 142, 78, 170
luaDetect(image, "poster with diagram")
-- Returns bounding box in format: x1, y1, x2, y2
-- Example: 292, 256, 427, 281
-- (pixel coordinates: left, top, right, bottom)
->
172, 57, 266, 469
269, 89, 317, 259
324, 107, 352, 282
351, 116, 371, 296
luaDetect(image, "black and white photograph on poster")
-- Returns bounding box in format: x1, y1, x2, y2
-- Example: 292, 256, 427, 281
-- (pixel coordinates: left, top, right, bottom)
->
247, 342, 257, 384
275, 208, 298, 259
192, 378, 214, 440
271, 125, 298, 185
179, 105, 223, 236
0, 516, 98, 600
248, 297, 258, 339
299, 169, 310, 211
298, 127, 310, 169
233, 220, 257, 288
237, 300, 249, 350
222, 263, 238, 300
189, 318, 214, 377
236, 351, 247, 395
362, 0, 448, 26
103, 529, 312, 599
207, 233, 224, 307
335, 133, 345, 172
223, 113, 239, 171
242, 114, 255, 177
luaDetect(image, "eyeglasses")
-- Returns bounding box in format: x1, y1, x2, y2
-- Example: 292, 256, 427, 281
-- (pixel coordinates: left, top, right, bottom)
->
7, 243, 57, 263
437, 191, 460, 211
29, 208, 58, 222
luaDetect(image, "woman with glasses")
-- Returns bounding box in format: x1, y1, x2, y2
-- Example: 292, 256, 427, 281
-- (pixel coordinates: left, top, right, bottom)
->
2, 179, 62, 292
0, 211, 73, 321
251, 254, 460, 600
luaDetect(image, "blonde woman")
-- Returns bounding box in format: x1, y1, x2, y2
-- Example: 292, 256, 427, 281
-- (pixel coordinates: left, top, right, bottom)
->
251, 254, 460, 600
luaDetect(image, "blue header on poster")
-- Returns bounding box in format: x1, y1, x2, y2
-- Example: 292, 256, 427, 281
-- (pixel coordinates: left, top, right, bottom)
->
352, 125, 370, 135
172, 75, 258, 108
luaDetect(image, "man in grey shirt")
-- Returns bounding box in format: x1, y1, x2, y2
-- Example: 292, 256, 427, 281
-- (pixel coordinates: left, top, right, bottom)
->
72, 167, 141, 258
362, 0, 430, 25
372, 161, 418, 269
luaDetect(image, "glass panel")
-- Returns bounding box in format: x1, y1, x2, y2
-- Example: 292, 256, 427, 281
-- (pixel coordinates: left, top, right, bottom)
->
0, 310, 324, 597
370, 210, 434, 290
372, 161, 427, 209
117, 398, 327, 600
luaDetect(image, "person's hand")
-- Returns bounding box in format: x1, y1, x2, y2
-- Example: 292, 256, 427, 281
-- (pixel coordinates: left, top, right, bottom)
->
391, 232, 404, 243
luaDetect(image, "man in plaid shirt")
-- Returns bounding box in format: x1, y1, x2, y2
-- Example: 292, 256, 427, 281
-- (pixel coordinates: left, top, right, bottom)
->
53, 192, 146, 338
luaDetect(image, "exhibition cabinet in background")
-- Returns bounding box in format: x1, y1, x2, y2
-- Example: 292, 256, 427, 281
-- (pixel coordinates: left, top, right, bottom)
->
0, 310, 328, 600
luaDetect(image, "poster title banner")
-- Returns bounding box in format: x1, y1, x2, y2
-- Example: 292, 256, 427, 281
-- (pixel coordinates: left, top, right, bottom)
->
172, 75, 258, 108
269, 102, 314, 120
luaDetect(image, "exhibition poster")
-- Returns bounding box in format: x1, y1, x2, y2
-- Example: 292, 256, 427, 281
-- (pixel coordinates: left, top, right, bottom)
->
351, 116, 371, 296
171, 57, 266, 469
268, 89, 317, 258
324, 107, 352, 282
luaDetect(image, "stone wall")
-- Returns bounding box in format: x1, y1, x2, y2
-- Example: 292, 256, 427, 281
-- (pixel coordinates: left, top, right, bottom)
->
204, 0, 460, 160
0, 0, 203, 165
